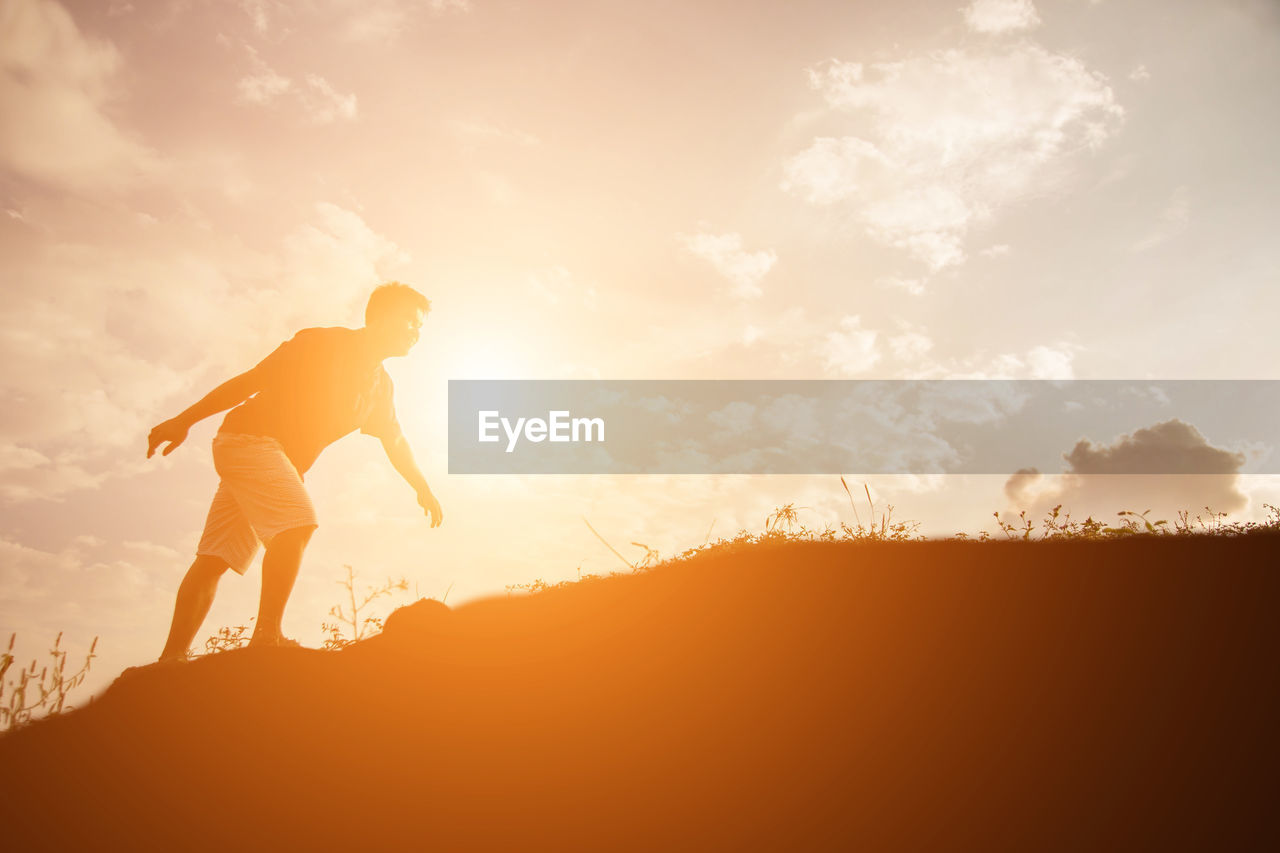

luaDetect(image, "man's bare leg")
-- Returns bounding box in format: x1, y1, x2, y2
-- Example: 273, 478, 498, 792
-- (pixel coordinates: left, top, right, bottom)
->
159, 554, 231, 662
251, 524, 316, 644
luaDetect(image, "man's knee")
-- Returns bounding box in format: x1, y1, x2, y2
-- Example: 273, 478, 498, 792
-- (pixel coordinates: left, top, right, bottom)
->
191, 554, 231, 578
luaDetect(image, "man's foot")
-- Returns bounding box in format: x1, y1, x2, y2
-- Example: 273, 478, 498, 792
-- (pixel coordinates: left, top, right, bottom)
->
120, 656, 189, 680
247, 633, 303, 650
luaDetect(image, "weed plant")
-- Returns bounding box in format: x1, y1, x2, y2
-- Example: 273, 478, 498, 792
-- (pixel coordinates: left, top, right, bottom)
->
1, 632, 98, 733
319, 564, 411, 650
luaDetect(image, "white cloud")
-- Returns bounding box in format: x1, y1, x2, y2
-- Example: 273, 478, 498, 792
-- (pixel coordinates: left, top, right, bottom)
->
236, 49, 357, 123
236, 46, 291, 105
878, 333, 1079, 380
888, 322, 934, 362
0, 0, 156, 190
823, 315, 881, 375
862, 185, 973, 270
1129, 64, 1151, 82
0, 443, 49, 472
333, 0, 471, 41
0, 533, 183, 702
0, 202, 407, 503
122, 539, 182, 560
962, 0, 1042, 35
783, 28, 1122, 273
779, 136, 888, 205
237, 68, 291, 104
240, 0, 270, 33
341, 5, 403, 40
1004, 467, 1045, 505
679, 232, 777, 300
0, 443, 116, 503
876, 276, 926, 296
240, 0, 471, 41
947, 344, 1077, 379
690, 306, 1076, 385
0, 285, 192, 484
278, 202, 408, 312
301, 74, 358, 123
1024, 345, 1075, 379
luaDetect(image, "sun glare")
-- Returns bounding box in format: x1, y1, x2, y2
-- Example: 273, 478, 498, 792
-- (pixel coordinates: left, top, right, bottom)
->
445, 337, 533, 380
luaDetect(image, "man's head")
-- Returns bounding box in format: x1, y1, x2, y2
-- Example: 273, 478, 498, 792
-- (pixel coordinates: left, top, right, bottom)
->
365, 282, 431, 358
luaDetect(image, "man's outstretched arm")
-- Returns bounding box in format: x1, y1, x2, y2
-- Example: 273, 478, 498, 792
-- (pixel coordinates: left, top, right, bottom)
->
380, 433, 443, 527
146, 369, 262, 458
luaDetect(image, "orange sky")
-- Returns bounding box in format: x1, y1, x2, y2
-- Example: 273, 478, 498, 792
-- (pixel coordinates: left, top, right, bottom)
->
3, 0, 1279, 696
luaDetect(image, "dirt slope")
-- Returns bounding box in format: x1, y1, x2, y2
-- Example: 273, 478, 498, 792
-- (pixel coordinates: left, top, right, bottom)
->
2, 534, 1278, 851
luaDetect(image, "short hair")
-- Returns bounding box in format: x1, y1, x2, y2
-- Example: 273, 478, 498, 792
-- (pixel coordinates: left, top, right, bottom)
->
366, 281, 431, 325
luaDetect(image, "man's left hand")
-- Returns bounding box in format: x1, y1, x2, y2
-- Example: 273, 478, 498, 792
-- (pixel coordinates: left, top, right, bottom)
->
417, 489, 443, 528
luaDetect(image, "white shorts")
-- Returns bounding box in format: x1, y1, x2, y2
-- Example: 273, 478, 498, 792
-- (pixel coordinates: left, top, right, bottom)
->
195, 433, 319, 575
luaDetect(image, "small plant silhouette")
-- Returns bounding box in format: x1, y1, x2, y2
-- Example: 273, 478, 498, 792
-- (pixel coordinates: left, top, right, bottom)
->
320, 564, 410, 650
1, 632, 99, 733
199, 566, 413, 655
982, 503, 1280, 542
839, 478, 921, 541
1114, 509, 1169, 535
766, 503, 810, 533
994, 510, 1036, 540
630, 541, 661, 569
582, 516, 641, 570
204, 622, 253, 655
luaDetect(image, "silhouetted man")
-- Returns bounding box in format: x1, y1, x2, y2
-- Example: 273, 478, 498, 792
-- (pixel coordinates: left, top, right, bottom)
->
146, 282, 443, 662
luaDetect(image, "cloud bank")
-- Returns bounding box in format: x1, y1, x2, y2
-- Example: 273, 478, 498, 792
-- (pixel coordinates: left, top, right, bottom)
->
0, 0, 156, 190
783, 4, 1122, 273
1004, 418, 1250, 521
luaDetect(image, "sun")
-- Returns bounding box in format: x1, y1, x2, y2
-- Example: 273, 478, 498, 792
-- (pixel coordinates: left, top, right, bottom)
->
445, 337, 533, 380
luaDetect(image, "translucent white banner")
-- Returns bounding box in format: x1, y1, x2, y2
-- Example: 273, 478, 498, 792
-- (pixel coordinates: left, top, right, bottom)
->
446, 380, 1279, 475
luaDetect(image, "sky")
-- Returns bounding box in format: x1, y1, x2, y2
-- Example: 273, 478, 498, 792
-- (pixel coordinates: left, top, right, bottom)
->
2, 0, 1279, 697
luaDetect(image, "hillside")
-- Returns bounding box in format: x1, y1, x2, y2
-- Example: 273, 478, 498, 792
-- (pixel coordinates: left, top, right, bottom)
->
3, 534, 1279, 851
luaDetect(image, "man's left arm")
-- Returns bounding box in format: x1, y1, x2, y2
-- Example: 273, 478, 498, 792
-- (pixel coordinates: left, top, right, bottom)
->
381, 432, 443, 527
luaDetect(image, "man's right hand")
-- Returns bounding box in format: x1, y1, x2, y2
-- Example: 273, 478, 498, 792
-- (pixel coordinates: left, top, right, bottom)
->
147, 418, 190, 458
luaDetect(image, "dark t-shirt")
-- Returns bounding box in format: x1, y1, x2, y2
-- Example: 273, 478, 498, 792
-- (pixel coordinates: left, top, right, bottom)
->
219, 326, 401, 475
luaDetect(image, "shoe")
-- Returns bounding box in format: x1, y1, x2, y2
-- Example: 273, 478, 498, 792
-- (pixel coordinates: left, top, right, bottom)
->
247, 634, 303, 650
